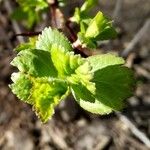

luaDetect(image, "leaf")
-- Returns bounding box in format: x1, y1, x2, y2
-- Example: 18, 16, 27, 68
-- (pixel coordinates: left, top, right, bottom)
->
68, 61, 95, 92
11, 49, 57, 77
10, 73, 69, 122
81, 0, 98, 12
72, 54, 135, 114
92, 65, 135, 110
26, 11, 39, 28
14, 0, 48, 28
30, 77, 69, 122
51, 44, 85, 78
17, 0, 48, 11
72, 11, 117, 48
70, 8, 81, 24
78, 32, 97, 48
85, 11, 117, 40
11, 7, 28, 21
69, 61, 96, 103
87, 53, 125, 72
71, 0, 98, 24
15, 37, 37, 52
71, 8, 91, 24
36, 27, 73, 53
72, 90, 112, 114
10, 73, 32, 102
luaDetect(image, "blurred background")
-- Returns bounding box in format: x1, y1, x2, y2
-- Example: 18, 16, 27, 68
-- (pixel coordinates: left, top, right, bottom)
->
0, 0, 150, 149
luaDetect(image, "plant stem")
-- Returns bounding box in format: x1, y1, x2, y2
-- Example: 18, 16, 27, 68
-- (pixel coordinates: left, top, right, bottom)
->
16, 32, 41, 37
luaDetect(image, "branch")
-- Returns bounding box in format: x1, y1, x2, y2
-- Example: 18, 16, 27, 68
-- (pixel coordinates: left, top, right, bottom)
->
65, 20, 77, 42
50, 0, 59, 28
16, 31, 41, 37
113, 0, 123, 23
121, 19, 150, 57
117, 112, 150, 148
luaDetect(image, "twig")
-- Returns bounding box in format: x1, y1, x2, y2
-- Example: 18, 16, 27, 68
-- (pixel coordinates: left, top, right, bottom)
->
65, 20, 77, 42
134, 65, 150, 80
125, 53, 136, 68
4, 0, 25, 43
50, 1, 59, 28
49, 0, 77, 41
72, 39, 92, 57
127, 136, 149, 150
117, 112, 150, 148
50, 0, 64, 29
113, 0, 123, 22
16, 31, 41, 37
65, 21, 91, 57
121, 19, 150, 57
45, 124, 70, 150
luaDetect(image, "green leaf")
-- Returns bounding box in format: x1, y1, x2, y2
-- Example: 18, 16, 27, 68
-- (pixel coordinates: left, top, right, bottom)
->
87, 53, 125, 72
17, 0, 48, 11
69, 61, 96, 103
10, 73, 32, 102
26, 11, 39, 28
11, 49, 57, 77
70, 8, 81, 24
10, 73, 69, 122
92, 65, 135, 111
36, 27, 73, 52
72, 54, 135, 114
85, 11, 117, 40
14, 0, 48, 28
71, 0, 97, 24
78, 32, 97, 48
72, 90, 112, 114
71, 8, 92, 25
11, 7, 28, 21
81, 0, 98, 12
15, 37, 37, 52
72, 10, 117, 48
51, 44, 85, 78
68, 61, 94, 91
30, 77, 69, 122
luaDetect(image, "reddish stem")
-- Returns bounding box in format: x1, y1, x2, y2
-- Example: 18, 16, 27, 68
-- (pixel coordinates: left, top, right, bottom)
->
16, 31, 41, 37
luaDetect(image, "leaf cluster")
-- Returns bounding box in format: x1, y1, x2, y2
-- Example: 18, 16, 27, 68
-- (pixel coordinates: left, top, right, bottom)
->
10, 27, 135, 122
12, 0, 67, 28
12, 0, 48, 28
71, 0, 117, 48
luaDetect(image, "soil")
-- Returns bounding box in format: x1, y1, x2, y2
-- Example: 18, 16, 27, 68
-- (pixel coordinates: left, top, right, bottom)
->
0, 0, 150, 150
